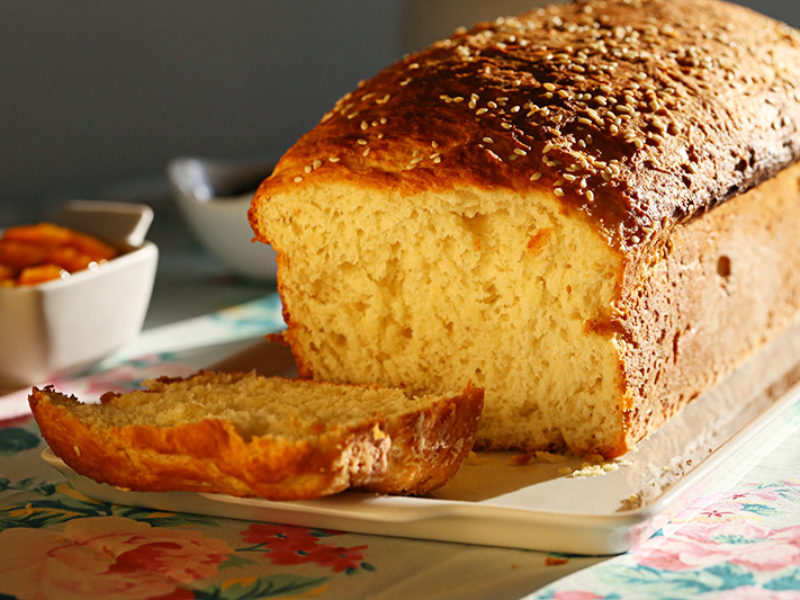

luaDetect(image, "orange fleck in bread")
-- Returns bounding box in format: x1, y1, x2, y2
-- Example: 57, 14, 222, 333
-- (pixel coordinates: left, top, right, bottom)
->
249, 0, 800, 458
30, 371, 483, 500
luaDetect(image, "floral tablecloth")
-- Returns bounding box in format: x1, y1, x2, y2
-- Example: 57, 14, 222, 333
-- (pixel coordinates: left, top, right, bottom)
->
1, 293, 799, 600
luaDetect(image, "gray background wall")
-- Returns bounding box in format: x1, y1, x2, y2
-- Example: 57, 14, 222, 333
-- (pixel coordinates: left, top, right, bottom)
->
1, 0, 798, 226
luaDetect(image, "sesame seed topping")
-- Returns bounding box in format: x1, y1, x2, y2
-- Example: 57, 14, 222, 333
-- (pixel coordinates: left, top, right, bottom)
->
319, 0, 800, 248
293, 176, 303, 183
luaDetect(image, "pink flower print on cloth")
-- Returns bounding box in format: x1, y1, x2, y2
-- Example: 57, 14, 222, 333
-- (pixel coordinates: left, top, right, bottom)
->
639, 520, 800, 573
241, 523, 373, 574
0, 516, 233, 600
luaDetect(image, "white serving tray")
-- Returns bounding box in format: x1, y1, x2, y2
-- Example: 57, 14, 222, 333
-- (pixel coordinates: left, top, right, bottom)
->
42, 323, 800, 555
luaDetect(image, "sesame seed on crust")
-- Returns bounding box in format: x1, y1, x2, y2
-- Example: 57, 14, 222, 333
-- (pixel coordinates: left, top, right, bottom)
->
264, 0, 800, 250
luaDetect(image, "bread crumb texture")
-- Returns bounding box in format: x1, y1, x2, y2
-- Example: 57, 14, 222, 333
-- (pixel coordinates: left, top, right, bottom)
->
94, 371, 421, 440
263, 181, 621, 450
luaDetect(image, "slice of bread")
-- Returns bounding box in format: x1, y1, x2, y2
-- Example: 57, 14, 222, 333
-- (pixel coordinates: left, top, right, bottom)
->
29, 371, 483, 500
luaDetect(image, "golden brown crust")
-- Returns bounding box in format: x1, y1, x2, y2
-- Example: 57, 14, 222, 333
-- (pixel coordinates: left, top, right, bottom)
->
266, 258, 315, 380
612, 162, 800, 452
572, 164, 800, 459
250, 0, 800, 251
365, 384, 484, 494
29, 376, 484, 500
30, 387, 384, 500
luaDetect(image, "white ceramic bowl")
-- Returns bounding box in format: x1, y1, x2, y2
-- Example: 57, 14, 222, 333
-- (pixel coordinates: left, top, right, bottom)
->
167, 156, 277, 281
0, 200, 158, 386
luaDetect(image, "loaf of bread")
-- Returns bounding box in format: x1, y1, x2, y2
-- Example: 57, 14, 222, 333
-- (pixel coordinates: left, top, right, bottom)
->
249, 0, 800, 458
29, 372, 484, 499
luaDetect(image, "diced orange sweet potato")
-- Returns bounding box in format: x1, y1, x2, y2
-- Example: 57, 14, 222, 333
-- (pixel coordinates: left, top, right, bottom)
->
4, 223, 72, 245
0, 222, 118, 286
0, 239, 50, 269
47, 245, 94, 272
17, 264, 68, 285
4, 223, 115, 262
0, 263, 16, 282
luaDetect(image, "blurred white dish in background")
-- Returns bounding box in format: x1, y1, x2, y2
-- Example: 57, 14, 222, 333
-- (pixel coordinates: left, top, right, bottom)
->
168, 156, 277, 282
0, 200, 158, 387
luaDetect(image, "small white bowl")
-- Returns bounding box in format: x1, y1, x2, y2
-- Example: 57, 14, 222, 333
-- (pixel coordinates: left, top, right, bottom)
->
167, 156, 277, 281
0, 200, 158, 386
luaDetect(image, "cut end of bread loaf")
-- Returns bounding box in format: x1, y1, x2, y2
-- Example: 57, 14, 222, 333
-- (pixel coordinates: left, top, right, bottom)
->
254, 180, 626, 456
29, 371, 484, 500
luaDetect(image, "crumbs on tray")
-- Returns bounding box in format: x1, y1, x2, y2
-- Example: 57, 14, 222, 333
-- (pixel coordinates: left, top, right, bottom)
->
508, 450, 572, 466
535, 450, 569, 463
505, 448, 631, 478
508, 450, 570, 466
620, 493, 642, 510
557, 457, 633, 478
566, 462, 620, 477
466, 450, 492, 466
475, 449, 633, 477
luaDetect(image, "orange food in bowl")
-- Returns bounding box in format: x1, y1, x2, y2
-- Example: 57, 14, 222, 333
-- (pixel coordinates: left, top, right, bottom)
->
0, 223, 118, 286
0, 263, 14, 286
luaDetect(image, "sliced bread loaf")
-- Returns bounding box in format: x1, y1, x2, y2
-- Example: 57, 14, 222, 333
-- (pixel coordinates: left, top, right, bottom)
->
29, 371, 483, 500
248, 0, 800, 458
